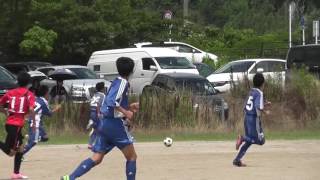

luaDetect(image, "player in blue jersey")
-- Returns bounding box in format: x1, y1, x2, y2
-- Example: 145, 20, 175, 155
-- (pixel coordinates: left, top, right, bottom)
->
23, 85, 60, 155
87, 82, 105, 149
61, 57, 139, 180
233, 73, 271, 167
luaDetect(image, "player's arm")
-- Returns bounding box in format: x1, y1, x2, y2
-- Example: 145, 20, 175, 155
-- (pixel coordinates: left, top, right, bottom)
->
0, 94, 8, 115
115, 106, 133, 120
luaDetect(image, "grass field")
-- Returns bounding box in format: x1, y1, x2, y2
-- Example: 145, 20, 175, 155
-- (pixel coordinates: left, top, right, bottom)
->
44, 130, 320, 145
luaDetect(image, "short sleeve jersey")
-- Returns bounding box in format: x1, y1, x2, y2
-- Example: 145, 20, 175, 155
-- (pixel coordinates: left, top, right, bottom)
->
90, 92, 105, 110
244, 88, 264, 116
100, 77, 129, 118
29, 97, 52, 128
0, 87, 35, 127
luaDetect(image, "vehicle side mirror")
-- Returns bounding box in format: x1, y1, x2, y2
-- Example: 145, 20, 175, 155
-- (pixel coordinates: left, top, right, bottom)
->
150, 65, 158, 71
257, 68, 264, 73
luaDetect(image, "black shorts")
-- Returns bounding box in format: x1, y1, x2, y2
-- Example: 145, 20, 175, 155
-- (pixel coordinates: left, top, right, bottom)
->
5, 124, 23, 151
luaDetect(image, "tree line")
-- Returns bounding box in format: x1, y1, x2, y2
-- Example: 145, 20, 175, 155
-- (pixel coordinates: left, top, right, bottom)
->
0, 0, 319, 65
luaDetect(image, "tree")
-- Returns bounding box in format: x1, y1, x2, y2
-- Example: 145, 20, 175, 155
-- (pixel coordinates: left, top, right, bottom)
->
19, 25, 57, 58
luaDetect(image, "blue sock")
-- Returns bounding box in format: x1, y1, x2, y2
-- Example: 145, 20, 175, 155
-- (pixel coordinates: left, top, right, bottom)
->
23, 142, 36, 155
235, 142, 252, 162
70, 158, 96, 179
126, 160, 136, 180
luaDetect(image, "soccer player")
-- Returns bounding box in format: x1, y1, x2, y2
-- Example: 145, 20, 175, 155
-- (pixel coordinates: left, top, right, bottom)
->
87, 82, 105, 149
61, 57, 139, 180
0, 72, 36, 179
23, 85, 61, 155
233, 73, 271, 167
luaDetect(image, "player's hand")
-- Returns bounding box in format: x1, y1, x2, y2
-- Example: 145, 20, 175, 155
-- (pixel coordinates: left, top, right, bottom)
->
264, 110, 270, 115
130, 102, 139, 113
265, 101, 271, 107
125, 110, 134, 120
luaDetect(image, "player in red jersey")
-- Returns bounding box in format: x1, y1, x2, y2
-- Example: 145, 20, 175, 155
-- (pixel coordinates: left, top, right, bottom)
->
0, 72, 36, 179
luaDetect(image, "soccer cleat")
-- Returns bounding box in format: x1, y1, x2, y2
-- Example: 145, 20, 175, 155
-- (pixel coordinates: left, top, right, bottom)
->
60, 175, 71, 180
236, 135, 243, 150
11, 173, 28, 179
233, 160, 247, 167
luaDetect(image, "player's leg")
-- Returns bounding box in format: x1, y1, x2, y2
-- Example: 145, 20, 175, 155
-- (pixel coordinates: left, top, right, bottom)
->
39, 125, 49, 142
233, 142, 251, 166
0, 125, 14, 156
23, 126, 38, 155
121, 144, 137, 180
12, 127, 28, 179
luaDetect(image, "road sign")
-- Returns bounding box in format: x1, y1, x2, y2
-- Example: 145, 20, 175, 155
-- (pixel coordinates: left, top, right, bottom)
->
163, 10, 173, 20
313, 21, 319, 37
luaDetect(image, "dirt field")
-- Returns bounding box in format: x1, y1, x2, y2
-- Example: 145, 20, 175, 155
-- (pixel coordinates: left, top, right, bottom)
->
0, 140, 319, 180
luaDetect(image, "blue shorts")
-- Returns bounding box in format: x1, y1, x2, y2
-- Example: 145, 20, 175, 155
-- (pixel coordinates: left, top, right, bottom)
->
244, 114, 265, 145
92, 117, 133, 154
90, 110, 100, 129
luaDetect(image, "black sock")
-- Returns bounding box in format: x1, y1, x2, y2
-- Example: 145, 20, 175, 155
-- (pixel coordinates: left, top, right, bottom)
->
0, 141, 11, 155
14, 152, 23, 174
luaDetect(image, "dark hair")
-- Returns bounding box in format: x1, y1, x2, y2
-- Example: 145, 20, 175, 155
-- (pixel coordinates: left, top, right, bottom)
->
116, 57, 135, 77
253, 73, 265, 88
95, 82, 105, 92
17, 72, 31, 87
36, 85, 49, 97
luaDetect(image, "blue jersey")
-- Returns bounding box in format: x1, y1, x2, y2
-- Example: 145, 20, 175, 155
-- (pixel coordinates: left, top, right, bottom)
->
244, 88, 264, 116
29, 97, 52, 128
100, 77, 129, 118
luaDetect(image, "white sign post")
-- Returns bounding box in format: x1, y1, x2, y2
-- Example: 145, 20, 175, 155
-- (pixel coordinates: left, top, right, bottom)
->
313, 21, 319, 44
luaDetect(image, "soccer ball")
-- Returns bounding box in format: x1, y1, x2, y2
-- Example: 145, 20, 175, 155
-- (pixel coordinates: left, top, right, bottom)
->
163, 137, 173, 147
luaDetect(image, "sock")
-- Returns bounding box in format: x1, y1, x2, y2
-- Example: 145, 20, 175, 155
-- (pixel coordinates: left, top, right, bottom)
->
70, 158, 96, 179
14, 152, 23, 174
126, 160, 136, 180
23, 142, 36, 155
234, 142, 252, 162
0, 141, 11, 155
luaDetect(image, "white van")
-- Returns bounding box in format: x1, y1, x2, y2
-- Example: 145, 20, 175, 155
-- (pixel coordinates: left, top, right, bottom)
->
87, 47, 199, 94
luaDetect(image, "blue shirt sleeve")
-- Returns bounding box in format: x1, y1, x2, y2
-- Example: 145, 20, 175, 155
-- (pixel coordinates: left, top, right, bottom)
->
254, 90, 264, 111
106, 79, 127, 108
41, 99, 53, 117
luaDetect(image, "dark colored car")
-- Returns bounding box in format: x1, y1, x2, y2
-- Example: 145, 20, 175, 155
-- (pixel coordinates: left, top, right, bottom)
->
142, 73, 229, 120
286, 45, 320, 77
193, 62, 214, 77
1, 61, 52, 75
0, 66, 18, 97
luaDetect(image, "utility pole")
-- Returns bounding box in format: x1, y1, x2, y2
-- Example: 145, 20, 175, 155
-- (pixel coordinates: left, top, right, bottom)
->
183, 0, 189, 18
289, 2, 294, 48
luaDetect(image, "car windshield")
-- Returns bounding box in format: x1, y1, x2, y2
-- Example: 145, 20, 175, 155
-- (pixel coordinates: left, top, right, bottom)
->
176, 79, 217, 95
0, 67, 16, 81
68, 68, 98, 79
155, 57, 195, 69
215, 61, 255, 73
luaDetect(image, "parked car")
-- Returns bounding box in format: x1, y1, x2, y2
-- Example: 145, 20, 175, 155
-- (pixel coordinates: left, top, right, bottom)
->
142, 73, 229, 120
193, 62, 214, 77
1, 61, 52, 75
207, 59, 286, 92
134, 41, 218, 63
286, 44, 320, 78
36, 65, 110, 102
0, 66, 18, 97
87, 47, 199, 95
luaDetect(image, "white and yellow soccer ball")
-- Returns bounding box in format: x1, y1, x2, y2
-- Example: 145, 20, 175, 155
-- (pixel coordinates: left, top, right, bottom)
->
163, 137, 173, 147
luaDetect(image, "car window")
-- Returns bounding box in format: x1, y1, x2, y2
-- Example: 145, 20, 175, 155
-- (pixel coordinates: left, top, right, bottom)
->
176, 79, 216, 95
270, 61, 285, 72
0, 67, 16, 81
142, 58, 156, 70
155, 57, 195, 69
251, 61, 285, 73
250, 61, 269, 73
215, 61, 254, 73
3, 65, 28, 75
177, 45, 193, 53
68, 68, 98, 79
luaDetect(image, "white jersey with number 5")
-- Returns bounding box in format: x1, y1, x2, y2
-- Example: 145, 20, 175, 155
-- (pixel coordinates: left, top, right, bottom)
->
244, 88, 264, 116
